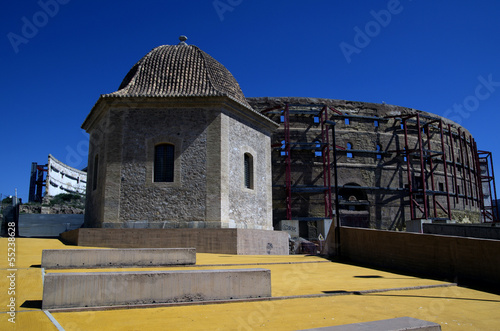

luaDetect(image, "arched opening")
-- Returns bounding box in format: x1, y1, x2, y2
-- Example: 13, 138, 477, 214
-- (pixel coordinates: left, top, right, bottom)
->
338, 183, 370, 228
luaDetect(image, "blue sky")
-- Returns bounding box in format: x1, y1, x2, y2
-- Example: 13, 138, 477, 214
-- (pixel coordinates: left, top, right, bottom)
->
1, 0, 500, 202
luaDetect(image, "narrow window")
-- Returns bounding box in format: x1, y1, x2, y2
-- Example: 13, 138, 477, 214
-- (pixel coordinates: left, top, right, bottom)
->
374, 120, 379, 127
347, 142, 353, 158
154, 144, 175, 182
313, 116, 320, 124
314, 140, 322, 157
244, 153, 254, 189
376, 144, 382, 159
92, 154, 99, 190
345, 118, 350, 125
439, 182, 444, 192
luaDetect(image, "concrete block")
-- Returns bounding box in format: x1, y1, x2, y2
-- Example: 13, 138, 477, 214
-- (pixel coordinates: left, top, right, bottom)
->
42, 268, 271, 309
41, 248, 196, 269
279, 220, 299, 238
300, 316, 441, 330
406, 219, 432, 233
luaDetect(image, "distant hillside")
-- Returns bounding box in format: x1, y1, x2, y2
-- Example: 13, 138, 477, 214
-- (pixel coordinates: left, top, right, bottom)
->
20, 193, 85, 214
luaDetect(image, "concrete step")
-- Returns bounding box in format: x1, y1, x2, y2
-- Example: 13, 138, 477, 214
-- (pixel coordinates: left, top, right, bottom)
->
41, 248, 196, 269
42, 268, 271, 309
301, 317, 441, 331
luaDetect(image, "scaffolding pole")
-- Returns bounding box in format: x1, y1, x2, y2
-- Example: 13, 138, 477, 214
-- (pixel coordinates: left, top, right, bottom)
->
284, 104, 292, 220
417, 114, 429, 219
448, 124, 459, 204
401, 114, 452, 221
320, 106, 333, 218
477, 150, 499, 222
438, 121, 452, 219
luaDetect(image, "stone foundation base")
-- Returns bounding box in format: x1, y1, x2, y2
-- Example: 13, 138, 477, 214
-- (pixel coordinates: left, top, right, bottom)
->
60, 228, 289, 255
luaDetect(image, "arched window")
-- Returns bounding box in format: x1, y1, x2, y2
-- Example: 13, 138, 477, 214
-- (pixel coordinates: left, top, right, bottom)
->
346, 142, 353, 158
92, 154, 99, 190
154, 144, 175, 182
244, 153, 254, 189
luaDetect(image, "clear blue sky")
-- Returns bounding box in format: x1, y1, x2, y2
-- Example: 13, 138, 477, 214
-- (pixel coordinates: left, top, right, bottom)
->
1, 0, 500, 202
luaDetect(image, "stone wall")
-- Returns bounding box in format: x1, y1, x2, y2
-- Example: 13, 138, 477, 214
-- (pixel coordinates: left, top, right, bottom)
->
84, 110, 107, 228
83, 97, 277, 230
226, 113, 273, 230
118, 107, 212, 226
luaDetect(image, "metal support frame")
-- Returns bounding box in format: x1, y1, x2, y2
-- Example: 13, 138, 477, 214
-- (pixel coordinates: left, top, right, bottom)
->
447, 124, 459, 203
320, 106, 333, 218
401, 115, 452, 220
279, 103, 334, 221
266, 103, 496, 226
438, 121, 452, 218
477, 150, 499, 222
457, 128, 469, 205
29, 162, 47, 203
283, 104, 292, 220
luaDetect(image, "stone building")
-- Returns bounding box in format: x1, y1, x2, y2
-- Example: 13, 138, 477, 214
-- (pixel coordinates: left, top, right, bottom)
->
82, 37, 277, 230
81, 37, 495, 243
248, 97, 490, 237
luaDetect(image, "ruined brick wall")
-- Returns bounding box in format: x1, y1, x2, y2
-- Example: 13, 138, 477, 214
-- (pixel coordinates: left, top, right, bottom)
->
247, 97, 481, 231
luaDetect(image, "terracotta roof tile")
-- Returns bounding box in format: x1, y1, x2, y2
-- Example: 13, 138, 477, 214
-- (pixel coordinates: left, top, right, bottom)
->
106, 44, 251, 108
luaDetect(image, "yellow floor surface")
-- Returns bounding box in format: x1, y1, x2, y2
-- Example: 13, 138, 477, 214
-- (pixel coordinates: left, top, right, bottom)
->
1, 238, 500, 330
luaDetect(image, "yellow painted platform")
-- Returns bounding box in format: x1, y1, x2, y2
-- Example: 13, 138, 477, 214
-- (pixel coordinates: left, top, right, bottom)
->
1, 238, 499, 330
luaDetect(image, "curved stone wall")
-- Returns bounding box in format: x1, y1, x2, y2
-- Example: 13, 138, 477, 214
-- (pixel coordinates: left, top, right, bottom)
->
247, 97, 482, 231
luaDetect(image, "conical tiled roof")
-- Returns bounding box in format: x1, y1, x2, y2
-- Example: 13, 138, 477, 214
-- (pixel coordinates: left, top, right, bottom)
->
105, 42, 251, 108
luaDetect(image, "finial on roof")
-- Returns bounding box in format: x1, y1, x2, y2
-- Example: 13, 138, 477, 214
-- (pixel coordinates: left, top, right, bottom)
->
178, 35, 188, 45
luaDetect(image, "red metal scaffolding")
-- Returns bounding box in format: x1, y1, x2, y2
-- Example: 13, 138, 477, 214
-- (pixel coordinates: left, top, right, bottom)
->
476, 150, 499, 222
399, 113, 495, 222
263, 103, 334, 220
264, 103, 497, 224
